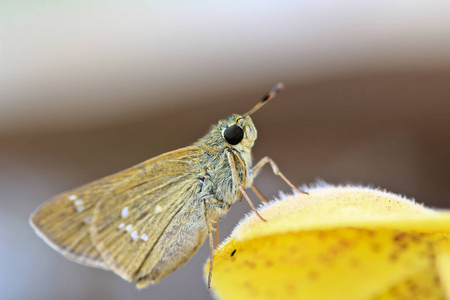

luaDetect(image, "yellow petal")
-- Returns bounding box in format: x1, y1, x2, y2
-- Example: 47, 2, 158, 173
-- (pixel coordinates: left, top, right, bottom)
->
206, 185, 450, 300
435, 240, 450, 297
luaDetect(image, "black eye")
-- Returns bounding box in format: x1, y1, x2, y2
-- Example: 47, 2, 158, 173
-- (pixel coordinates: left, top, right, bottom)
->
224, 125, 244, 145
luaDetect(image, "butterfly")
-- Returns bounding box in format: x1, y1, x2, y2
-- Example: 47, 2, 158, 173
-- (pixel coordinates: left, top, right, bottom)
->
30, 83, 306, 289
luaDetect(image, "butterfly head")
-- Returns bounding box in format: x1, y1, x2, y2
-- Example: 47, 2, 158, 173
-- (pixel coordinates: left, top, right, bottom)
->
221, 114, 257, 152
220, 82, 284, 151
198, 83, 284, 153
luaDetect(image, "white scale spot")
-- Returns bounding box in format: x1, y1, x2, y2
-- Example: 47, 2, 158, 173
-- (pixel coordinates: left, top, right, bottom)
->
125, 225, 133, 232
130, 231, 138, 240
154, 205, 162, 213
83, 216, 92, 224
118, 223, 125, 229
121, 207, 129, 218
69, 195, 77, 201
74, 199, 84, 212
140, 233, 148, 241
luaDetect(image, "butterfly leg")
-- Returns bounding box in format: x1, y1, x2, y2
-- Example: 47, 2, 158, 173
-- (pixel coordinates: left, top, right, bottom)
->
202, 197, 222, 288
251, 184, 269, 203
226, 151, 267, 222
211, 220, 219, 248
228, 149, 247, 204
252, 156, 308, 195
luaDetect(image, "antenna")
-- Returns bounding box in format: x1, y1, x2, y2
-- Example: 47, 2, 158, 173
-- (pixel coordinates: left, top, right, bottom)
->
242, 82, 284, 118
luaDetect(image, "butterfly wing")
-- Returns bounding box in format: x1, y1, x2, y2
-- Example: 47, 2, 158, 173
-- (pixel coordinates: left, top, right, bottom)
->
30, 176, 113, 269
30, 146, 205, 282
89, 146, 210, 287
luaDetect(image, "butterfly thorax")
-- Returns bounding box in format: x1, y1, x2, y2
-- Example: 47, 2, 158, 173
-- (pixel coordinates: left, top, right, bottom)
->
194, 114, 257, 218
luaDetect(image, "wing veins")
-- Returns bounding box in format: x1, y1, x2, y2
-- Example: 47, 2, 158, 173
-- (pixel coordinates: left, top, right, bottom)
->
40, 205, 95, 239
100, 181, 188, 257
89, 146, 201, 279
93, 176, 187, 235
122, 176, 189, 209
96, 196, 187, 280
133, 199, 188, 279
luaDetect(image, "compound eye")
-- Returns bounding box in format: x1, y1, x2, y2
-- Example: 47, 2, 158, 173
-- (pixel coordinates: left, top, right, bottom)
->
224, 125, 244, 145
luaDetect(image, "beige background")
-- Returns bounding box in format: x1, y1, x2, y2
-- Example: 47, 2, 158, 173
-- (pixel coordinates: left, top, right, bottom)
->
1, 1, 450, 299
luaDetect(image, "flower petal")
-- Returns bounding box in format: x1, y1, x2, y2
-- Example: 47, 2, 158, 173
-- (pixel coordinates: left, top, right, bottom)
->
207, 185, 450, 300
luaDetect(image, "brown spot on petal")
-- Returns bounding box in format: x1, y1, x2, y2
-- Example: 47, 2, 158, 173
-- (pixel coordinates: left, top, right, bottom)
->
393, 232, 408, 242
317, 232, 327, 239
339, 238, 351, 248
285, 282, 298, 296
307, 270, 319, 281
348, 257, 360, 267
243, 260, 256, 269
371, 243, 381, 252
389, 252, 399, 262
433, 273, 441, 285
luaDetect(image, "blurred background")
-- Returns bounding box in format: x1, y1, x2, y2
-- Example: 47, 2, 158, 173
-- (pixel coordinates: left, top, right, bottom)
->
1, 1, 450, 299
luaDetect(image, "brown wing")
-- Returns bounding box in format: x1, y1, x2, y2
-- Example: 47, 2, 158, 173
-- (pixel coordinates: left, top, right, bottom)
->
89, 146, 208, 285
30, 146, 201, 272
